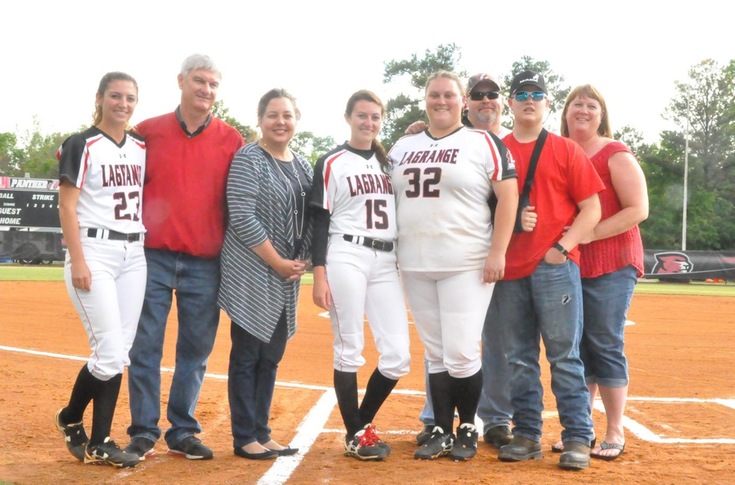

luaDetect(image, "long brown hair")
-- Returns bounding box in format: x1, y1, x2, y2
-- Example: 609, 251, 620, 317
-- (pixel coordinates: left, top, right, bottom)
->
345, 89, 389, 172
92, 72, 138, 126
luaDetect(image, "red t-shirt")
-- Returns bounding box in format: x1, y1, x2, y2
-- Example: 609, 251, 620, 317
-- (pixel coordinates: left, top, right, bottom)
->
502, 132, 604, 280
579, 141, 644, 278
137, 112, 244, 258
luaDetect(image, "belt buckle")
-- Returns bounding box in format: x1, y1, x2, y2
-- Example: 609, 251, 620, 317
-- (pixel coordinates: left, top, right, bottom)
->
370, 239, 380, 250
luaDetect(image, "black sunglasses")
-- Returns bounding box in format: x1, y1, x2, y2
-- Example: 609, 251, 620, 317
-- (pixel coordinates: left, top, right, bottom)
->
469, 91, 500, 101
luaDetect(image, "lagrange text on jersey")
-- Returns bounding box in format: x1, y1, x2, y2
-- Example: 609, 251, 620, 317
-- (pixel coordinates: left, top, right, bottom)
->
394, 148, 459, 166
346, 172, 393, 196
101, 163, 143, 188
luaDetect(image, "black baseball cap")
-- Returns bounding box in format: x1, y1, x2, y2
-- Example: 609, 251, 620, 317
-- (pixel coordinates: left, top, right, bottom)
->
510, 70, 547, 94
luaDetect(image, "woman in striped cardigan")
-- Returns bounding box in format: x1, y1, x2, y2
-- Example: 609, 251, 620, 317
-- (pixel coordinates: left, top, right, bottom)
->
218, 88, 313, 460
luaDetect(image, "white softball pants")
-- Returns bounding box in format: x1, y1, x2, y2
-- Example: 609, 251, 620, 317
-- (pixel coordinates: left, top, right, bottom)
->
326, 238, 410, 380
64, 234, 146, 380
401, 269, 494, 378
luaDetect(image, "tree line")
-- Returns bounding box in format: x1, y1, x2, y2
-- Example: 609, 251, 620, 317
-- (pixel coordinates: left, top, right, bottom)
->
2, 45, 733, 251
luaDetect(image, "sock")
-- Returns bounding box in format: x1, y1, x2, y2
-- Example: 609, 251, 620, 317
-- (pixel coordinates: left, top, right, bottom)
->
451, 370, 483, 427
428, 371, 453, 434
61, 364, 99, 424
333, 370, 362, 439
358, 368, 398, 426
89, 373, 122, 446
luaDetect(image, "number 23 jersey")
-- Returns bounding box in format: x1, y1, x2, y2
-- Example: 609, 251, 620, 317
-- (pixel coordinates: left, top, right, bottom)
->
389, 126, 516, 271
58, 126, 146, 234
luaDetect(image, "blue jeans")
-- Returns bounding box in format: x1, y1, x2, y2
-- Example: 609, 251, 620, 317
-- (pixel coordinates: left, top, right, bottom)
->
581, 265, 637, 388
494, 260, 593, 444
127, 248, 221, 447
477, 293, 513, 433
229, 311, 288, 448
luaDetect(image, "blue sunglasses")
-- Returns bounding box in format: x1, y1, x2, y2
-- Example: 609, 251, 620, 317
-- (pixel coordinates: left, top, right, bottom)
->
513, 91, 546, 102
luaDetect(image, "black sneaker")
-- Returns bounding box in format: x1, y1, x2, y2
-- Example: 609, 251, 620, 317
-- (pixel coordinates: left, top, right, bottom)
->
498, 435, 542, 462
344, 424, 390, 460
448, 423, 478, 461
414, 426, 453, 460
124, 436, 156, 459
84, 437, 141, 468
483, 425, 513, 449
416, 425, 434, 446
168, 435, 213, 460
54, 408, 88, 462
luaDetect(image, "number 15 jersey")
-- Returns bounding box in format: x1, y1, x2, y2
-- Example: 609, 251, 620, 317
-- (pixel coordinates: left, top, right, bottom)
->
311, 143, 396, 242
389, 126, 516, 272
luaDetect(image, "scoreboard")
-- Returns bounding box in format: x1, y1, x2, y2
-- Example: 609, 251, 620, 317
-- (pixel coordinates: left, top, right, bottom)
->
0, 177, 60, 229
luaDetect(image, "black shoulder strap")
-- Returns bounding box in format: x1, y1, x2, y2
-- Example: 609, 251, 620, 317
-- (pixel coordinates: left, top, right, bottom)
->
520, 128, 548, 199
514, 129, 548, 232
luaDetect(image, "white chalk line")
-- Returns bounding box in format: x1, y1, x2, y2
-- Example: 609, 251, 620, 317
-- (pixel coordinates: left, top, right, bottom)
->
592, 398, 735, 444
3, 344, 735, 484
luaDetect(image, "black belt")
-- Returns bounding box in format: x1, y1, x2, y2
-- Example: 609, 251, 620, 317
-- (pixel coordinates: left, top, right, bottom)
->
343, 235, 394, 252
87, 228, 142, 242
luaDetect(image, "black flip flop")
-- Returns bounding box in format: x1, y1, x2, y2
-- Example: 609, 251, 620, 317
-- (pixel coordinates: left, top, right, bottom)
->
590, 441, 625, 461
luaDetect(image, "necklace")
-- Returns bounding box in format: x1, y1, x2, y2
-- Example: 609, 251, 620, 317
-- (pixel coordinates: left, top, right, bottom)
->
260, 143, 306, 240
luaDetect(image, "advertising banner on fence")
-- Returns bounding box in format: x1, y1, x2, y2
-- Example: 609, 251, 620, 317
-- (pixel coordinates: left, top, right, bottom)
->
644, 250, 735, 281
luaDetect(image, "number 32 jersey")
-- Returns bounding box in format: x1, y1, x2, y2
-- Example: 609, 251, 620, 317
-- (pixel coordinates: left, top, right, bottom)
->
388, 126, 516, 272
311, 143, 396, 241
58, 126, 146, 234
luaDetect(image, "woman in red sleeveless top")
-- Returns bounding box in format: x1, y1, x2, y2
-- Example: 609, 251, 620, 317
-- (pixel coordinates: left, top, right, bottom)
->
558, 84, 649, 461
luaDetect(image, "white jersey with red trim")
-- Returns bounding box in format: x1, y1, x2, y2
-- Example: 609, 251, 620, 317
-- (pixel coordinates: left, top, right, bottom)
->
58, 126, 146, 234
312, 143, 396, 241
388, 126, 516, 271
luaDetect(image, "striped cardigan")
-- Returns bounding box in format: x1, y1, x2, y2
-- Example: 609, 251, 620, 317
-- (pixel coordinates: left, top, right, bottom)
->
218, 141, 313, 343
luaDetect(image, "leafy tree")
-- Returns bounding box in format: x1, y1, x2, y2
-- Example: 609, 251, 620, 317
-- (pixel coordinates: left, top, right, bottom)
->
614, 125, 645, 156
658, 59, 735, 249
0, 132, 22, 176
382, 43, 465, 148
291, 131, 335, 166
638, 141, 688, 249
16, 119, 70, 179
212, 100, 258, 143
665, 59, 735, 190
502, 56, 570, 132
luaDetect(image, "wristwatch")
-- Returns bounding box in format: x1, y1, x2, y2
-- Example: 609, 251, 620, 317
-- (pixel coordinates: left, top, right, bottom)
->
553, 242, 569, 256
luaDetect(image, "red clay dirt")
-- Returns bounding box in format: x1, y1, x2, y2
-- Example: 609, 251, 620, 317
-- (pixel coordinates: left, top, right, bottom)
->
1, 281, 733, 484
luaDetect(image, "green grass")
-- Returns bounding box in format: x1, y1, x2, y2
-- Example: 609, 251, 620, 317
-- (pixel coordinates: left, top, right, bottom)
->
635, 279, 735, 296
0, 264, 65, 281
1, 264, 732, 296
0, 264, 315, 285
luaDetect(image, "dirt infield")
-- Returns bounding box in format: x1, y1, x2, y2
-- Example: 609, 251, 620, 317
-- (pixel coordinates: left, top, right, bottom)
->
1, 281, 734, 484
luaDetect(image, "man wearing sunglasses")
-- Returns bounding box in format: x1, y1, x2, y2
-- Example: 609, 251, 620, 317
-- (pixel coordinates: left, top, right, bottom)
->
463, 73, 510, 137
408, 73, 515, 451
494, 70, 604, 470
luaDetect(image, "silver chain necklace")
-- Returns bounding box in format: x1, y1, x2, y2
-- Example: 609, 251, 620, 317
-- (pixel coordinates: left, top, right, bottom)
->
260, 143, 306, 239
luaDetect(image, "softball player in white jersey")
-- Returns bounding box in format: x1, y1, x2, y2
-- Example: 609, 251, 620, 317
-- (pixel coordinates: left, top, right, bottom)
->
54, 72, 146, 468
311, 90, 410, 461
388, 71, 518, 461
